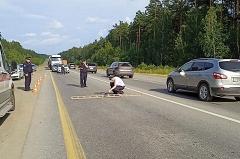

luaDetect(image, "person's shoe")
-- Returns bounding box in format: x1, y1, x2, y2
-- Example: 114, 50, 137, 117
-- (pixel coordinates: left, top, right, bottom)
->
84, 85, 87, 87
119, 91, 124, 94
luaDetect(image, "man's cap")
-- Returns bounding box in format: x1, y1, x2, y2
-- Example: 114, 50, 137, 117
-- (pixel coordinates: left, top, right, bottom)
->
26, 57, 31, 60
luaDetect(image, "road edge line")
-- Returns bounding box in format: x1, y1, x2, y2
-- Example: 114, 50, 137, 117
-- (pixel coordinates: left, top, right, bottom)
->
50, 72, 86, 159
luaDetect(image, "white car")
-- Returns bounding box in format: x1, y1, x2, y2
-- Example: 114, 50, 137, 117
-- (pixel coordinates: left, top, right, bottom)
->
64, 65, 70, 73
11, 65, 24, 80
57, 64, 62, 73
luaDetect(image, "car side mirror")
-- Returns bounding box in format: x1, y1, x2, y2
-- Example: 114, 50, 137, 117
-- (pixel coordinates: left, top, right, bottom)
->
180, 70, 186, 76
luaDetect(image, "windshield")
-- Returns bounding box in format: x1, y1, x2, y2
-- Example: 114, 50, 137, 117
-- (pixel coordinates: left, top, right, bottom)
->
119, 63, 132, 67
51, 58, 61, 61
219, 61, 240, 72
88, 63, 96, 66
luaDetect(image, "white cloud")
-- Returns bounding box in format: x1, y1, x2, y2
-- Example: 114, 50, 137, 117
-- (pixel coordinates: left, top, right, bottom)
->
23, 31, 67, 46
98, 29, 108, 39
25, 14, 47, 20
125, 17, 132, 24
24, 33, 37, 37
49, 20, 64, 29
86, 17, 109, 23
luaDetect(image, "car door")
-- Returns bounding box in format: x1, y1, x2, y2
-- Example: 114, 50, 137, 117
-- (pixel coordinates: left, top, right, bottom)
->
173, 62, 193, 89
108, 62, 116, 75
0, 44, 11, 105
186, 62, 205, 91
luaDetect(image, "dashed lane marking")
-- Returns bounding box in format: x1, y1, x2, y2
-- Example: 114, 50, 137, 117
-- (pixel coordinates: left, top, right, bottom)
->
50, 72, 86, 159
71, 94, 141, 100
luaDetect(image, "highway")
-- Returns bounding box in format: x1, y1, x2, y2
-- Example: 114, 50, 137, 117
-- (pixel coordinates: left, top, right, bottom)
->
1, 68, 240, 159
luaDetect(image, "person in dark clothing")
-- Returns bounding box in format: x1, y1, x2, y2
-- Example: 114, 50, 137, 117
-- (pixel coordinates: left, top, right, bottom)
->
79, 60, 88, 87
61, 64, 65, 75
23, 57, 33, 91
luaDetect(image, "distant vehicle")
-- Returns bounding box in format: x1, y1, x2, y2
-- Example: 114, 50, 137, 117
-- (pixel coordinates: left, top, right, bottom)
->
57, 64, 62, 73
52, 64, 58, 72
11, 65, 24, 80
32, 64, 37, 72
167, 58, 240, 102
64, 65, 70, 73
0, 41, 15, 117
69, 63, 76, 69
48, 55, 62, 70
106, 62, 134, 78
18, 64, 23, 71
87, 63, 97, 73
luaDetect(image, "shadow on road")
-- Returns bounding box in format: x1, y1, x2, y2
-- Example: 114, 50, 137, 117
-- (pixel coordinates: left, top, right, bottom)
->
67, 84, 80, 87
0, 113, 10, 126
16, 87, 25, 91
149, 88, 236, 103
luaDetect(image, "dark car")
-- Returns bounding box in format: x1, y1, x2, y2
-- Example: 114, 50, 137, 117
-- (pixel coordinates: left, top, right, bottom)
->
68, 63, 76, 69
87, 63, 97, 73
106, 62, 134, 78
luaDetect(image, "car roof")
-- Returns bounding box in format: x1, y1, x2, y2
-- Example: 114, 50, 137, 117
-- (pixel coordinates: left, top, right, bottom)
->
191, 58, 240, 62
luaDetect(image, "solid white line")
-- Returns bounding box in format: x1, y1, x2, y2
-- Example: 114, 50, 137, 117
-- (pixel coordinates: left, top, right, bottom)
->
88, 75, 240, 125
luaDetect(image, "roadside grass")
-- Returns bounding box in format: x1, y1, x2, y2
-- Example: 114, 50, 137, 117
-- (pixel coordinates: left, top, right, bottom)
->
98, 63, 175, 76
134, 63, 174, 75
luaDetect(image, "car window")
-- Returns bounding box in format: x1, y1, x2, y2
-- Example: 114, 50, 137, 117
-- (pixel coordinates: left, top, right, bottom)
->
219, 61, 240, 72
110, 63, 115, 68
180, 62, 193, 71
204, 62, 214, 70
119, 63, 132, 67
88, 63, 96, 66
191, 62, 204, 71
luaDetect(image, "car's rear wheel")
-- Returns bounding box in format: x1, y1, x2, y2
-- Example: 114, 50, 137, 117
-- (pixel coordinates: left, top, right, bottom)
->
9, 89, 15, 111
234, 97, 240, 101
129, 75, 133, 78
167, 79, 176, 93
198, 83, 213, 102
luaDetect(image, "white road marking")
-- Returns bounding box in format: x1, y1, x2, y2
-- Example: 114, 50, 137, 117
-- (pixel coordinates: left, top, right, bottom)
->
87, 75, 240, 125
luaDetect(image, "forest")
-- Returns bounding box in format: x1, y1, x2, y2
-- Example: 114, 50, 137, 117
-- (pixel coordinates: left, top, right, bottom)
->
1, 39, 47, 68
60, 0, 240, 67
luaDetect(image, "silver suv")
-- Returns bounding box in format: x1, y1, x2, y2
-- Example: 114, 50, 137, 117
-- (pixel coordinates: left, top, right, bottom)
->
167, 58, 240, 101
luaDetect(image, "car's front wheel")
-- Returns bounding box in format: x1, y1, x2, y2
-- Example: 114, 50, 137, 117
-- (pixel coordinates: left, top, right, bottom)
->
198, 83, 213, 102
167, 79, 176, 93
234, 97, 240, 101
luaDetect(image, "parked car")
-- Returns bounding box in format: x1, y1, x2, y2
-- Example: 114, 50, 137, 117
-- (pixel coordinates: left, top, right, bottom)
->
69, 63, 76, 69
87, 63, 97, 73
32, 64, 37, 71
106, 62, 134, 78
11, 65, 24, 80
64, 65, 70, 73
0, 42, 15, 117
167, 58, 240, 101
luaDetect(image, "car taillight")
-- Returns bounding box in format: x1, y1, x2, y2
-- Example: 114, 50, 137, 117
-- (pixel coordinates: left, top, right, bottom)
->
213, 72, 227, 79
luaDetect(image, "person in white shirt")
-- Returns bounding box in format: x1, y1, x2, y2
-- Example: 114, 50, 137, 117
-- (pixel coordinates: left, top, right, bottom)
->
108, 75, 125, 94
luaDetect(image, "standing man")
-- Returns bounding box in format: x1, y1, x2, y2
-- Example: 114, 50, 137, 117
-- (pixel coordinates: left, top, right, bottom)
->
23, 57, 33, 91
108, 75, 125, 94
79, 60, 88, 87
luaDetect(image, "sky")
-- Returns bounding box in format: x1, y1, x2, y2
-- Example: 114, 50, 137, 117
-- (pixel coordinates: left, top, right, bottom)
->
0, 0, 149, 55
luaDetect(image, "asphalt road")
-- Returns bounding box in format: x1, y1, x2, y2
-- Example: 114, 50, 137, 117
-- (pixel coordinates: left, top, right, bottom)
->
51, 70, 240, 159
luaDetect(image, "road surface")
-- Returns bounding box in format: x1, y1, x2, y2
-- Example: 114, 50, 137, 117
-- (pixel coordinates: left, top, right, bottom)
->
1, 68, 240, 159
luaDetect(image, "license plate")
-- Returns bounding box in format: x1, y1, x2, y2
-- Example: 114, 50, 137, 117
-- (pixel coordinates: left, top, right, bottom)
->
232, 77, 240, 82
90, 68, 93, 70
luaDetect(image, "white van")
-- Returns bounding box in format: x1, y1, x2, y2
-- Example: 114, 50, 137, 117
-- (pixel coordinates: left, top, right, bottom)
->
0, 42, 15, 117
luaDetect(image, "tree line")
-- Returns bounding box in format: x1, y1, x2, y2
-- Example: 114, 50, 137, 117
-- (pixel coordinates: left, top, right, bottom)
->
1, 39, 47, 68
60, 0, 240, 67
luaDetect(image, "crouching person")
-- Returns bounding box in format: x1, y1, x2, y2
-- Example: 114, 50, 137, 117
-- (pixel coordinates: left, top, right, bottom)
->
108, 75, 125, 94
